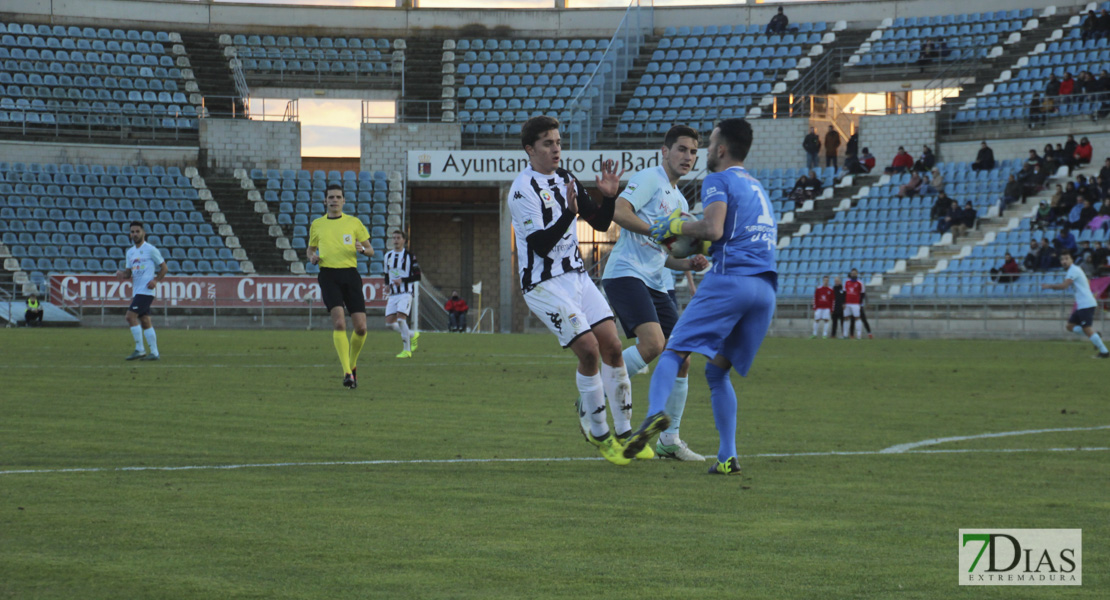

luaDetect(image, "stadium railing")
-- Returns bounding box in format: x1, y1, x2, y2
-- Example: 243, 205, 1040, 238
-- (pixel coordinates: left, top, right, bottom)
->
0, 103, 198, 142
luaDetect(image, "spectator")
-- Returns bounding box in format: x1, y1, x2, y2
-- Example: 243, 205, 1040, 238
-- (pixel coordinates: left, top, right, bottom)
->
887, 146, 913, 174
1056, 181, 1079, 221
1023, 164, 1048, 197
804, 169, 823, 196
803, 127, 820, 170
789, 175, 810, 209
24, 294, 43, 327
972, 141, 995, 171
937, 200, 965, 240
844, 152, 866, 175
913, 145, 936, 172
991, 252, 1022, 283
1093, 241, 1110, 275
860, 147, 876, 172
1077, 198, 1098, 230
1055, 228, 1079, 255
1032, 200, 1054, 231
766, 6, 789, 34
1063, 134, 1078, 159
999, 174, 1022, 215
444, 290, 469, 332
1059, 72, 1075, 102
898, 170, 924, 198
1038, 238, 1060, 270
1043, 143, 1060, 175
1028, 94, 1043, 128
1082, 9, 1098, 41
824, 125, 840, 169
1075, 136, 1094, 166
918, 39, 938, 66
1077, 240, 1096, 268
930, 191, 952, 220
1099, 158, 1110, 194
1056, 142, 1076, 173
1099, 8, 1110, 38
1045, 74, 1061, 99
1025, 148, 1045, 170
1078, 71, 1095, 103
1023, 240, 1042, 271
921, 167, 945, 195
846, 130, 859, 158
961, 201, 978, 231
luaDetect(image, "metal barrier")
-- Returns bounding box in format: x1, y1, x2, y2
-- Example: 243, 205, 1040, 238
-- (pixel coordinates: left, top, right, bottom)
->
0, 105, 198, 142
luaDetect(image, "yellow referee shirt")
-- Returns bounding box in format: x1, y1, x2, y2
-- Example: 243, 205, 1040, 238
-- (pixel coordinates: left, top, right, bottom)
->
308, 214, 371, 269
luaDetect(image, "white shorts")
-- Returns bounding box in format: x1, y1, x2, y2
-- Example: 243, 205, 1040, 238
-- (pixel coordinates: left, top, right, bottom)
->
524, 271, 614, 348
814, 308, 830, 320
844, 304, 861, 317
386, 292, 412, 317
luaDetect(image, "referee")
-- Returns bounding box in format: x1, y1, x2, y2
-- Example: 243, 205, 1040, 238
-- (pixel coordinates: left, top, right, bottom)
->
308, 183, 375, 389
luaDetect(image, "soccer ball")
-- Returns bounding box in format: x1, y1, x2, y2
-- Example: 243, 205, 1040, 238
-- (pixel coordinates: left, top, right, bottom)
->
661, 212, 702, 258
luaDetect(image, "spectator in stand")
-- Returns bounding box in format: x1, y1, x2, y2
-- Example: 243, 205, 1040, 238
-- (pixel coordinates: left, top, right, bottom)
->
913, 145, 936, 173
1099, 9, 1110, 39
1075, 137, 1093, 166
824, 125, 841, 169
887, 146, 913, 174
1023, 164, 1048, 198
844, 152, 866, 175
1023, 240, 1042, 271
918, 39, 937, 66
1078, 71, 1095, 104
1045, 74, 1061, 99
972, 141, 995, 171
830, 276, 845, 339
1026, 148, 1046, 170
444, 290, 469, 332
789, 175, 809, 209
898, 170, 924, 198
1055, 228, 1079, 255
1056, 142, 1076, 173
1077, 240, 1096, 270
1100, 158, 1110, 194
921, 167, 945, 195
860, 147, 876, 172
1043, 143, 1061, 176
803, 127, 820, 170
1059, 73, 1075, 104
937, 200, 965, 239
1033, 201, 1054, 231
804, 169, 823, 197
990, 252, 1022, 283
766, 6, 789, 34
1056, 181, 1079, 222
846, 130, 859, 159
961, 201, 978, 232
1063, 134, 1078, 161
1081, 9, 1098, 42
999, 174, 1023, 215
1077, 198, 1099, 231
930, 191, 953, 220
1029, 94, 1044, 128
1039, 238, 1060, 271
1093, 241, 1110, 275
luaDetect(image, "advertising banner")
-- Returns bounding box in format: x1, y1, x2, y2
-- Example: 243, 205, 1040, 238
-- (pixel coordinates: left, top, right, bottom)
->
407, 149, 703, 182
49, 275, 389, 308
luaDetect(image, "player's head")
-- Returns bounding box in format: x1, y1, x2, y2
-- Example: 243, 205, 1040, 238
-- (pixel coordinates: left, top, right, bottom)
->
325, 183, 345, 216
521, 115, 561, 175
128, 221, 145, 246
822, 275, 829, 285
706, 118, 752, 173
1060, 249, 1074, 267
834, 276, 841, 285
391, 229, 407, 250
661, 125, 699, 180
849, 268, 859, 279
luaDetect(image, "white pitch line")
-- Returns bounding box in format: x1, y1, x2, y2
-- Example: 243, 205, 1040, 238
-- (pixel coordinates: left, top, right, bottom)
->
2, 446, 1107, 477
879, 425, 1110, 453
0, 360, 565, 370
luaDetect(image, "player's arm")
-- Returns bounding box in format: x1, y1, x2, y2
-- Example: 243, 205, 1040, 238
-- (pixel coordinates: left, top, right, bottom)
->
513, 183, 576, 257
613, 198, 651, 235
149, 261, 168, 289
664, 254, 708, 272
685, 270, 697, 295
1041, 278, 1073, 291
402, 256, 421, 283
674, 201, 726, 242
577, 159, 624, 232
115, 267, 131, 280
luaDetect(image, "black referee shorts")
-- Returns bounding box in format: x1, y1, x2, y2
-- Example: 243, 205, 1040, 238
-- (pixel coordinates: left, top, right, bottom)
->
318, 267, 366, 313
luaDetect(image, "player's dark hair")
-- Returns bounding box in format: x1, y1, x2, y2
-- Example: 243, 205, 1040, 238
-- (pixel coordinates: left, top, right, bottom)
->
325, 183, 344, 196
129, 221, 144, 230
715, 118, 753, 162
663, 125, 699, 149
1060, 249, 1074, 259
392, 229, 408, 240
521, 115, 559, 149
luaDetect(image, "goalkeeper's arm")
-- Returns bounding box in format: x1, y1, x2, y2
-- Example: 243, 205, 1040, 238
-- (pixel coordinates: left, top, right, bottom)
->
671, 202, 726, 241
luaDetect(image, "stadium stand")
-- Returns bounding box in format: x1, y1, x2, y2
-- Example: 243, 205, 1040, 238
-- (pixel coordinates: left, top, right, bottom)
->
222, 34, 405, 85
850, 10, 1034, 67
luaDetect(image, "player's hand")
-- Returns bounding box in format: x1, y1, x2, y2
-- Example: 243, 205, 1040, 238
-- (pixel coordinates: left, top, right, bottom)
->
147, 280, 157, 290
649, 209, 686, 243
115, 269, 127, 280
594, 159, 625, 198
564, 178, 578, 215
689, 254, 709, 271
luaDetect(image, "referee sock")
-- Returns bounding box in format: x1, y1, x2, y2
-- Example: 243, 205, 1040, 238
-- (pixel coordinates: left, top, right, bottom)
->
601, 363, 632, 435
332, 330, 352, 374
398, 320, 412, 351
622, 345, 650, 376
576, 371, 609, 438
705, 362, 738, 463
130, 325, 144, 352
660, 376, 689, 445
647, 351, 683, 417
349, 331, 367, 370
1091, 333, 1108, 354
143, 328, 159, 356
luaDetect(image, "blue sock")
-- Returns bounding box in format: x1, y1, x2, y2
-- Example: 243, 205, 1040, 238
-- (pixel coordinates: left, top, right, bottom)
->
647, 351, 682, 417
705, 362, 738, 463
1091, 333, 1109, 354
663, 376, 689, 436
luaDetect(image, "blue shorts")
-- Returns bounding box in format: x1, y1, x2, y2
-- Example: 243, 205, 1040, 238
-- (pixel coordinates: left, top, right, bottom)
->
666, 272, 777, 376
603, 277, 679, 339
129, 294, 154, 317
1069, 307, 1096, 328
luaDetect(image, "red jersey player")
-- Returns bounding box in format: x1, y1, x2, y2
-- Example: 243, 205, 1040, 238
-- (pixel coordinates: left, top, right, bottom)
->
843, 268, 865, 339
812, 275, 833, 338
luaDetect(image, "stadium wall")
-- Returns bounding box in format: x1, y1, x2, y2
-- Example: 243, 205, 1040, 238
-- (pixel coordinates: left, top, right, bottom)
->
361, 123, 460, 176
2, 0, 1089, 36
744, 118, 811, 174
199, 118, 301, 172
0, 140, 198, 168
858, 112, 936, 171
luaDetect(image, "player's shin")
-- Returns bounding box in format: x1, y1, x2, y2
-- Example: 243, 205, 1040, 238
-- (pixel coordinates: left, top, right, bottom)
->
601, 363, 632, 435
705, 362, 738, 463
659, 376, 688, 446
576, 371, 609, 438
130, 325, 144, 352
398, 320, 412, 351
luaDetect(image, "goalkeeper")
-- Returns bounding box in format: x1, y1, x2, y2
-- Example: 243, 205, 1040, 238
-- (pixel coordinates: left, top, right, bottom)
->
598, 125, 710, 461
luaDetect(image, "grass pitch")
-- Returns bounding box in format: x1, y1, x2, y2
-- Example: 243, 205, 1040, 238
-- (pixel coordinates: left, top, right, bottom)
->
0, 328, 1106, 599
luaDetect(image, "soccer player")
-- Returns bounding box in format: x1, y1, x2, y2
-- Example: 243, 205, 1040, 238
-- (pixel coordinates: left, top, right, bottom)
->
1041, 249, 1109, 358
115, 221, 168, 361
625, 118, 778, 476
601, 124, 710, 461
383, 229, 421, 358
507, 115, 634, 466
307, 183, 375, 389
843, 268, 864, 339
812, 275, 833, 338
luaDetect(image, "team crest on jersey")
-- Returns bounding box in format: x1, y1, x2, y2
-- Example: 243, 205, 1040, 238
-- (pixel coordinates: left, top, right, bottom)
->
523, 218, 536, 232
625, 182, 638, 193
540, 189, 555, 207
568, 313, 582, 330
343, 234, 353, 244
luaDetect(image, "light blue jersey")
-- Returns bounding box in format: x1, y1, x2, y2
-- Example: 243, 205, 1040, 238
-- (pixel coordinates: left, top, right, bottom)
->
125, 242, 165, 297
603, 166, 688, 292
1066, 264, 1097, 309
701, 166, 777, 277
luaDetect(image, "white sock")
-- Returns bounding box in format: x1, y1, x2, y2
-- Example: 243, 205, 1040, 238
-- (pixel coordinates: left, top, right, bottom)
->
601, 363, 632, 435
822, 321, 830, 337
130, 325, 143, 352
622, 344, 650, 376
1091, 332, 1109, 354
576, 371, 608, 438
659, 376, 689, 446
398, 320, 411, 351
143, 328, 159, 356
812, 320, 818, 336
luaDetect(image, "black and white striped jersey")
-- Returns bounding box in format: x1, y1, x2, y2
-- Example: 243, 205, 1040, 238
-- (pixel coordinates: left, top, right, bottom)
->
508, 165, 586, 292
383, 248, 420, 295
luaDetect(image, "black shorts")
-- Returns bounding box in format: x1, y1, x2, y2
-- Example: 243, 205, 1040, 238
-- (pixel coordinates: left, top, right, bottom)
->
128, 294, 154, 317
1069, 307, 1095, 328
603, 276, 680, 339
318, 267, 366, 313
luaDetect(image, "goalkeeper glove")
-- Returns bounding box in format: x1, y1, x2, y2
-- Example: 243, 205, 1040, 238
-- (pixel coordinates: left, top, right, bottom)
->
649, 209, 686, 243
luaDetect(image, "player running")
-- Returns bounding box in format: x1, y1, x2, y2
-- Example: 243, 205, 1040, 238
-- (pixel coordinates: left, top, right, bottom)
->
623, 118, 778, 476
1041, 249, 1109, 358
600, 124, 709, 461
